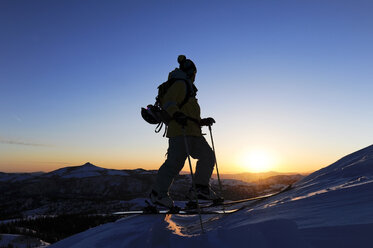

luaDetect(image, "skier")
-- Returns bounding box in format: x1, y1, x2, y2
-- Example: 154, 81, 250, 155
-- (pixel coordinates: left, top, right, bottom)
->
150, 55, 221, 208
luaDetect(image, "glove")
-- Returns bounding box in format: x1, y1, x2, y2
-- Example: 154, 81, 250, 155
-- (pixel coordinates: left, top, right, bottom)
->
173, 112, 188, 126
200, 117, 215, 126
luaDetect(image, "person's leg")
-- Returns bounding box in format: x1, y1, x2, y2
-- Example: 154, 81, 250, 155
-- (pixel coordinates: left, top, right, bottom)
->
189, 136, 215, 186
153, 136, 187, 196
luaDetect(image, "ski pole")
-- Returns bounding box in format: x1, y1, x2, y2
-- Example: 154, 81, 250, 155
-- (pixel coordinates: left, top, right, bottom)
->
183, 127, 205, 233
208, 125, 225, 212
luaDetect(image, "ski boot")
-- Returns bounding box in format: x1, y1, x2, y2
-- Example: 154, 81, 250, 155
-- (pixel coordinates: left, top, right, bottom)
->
186, 184, 224, 209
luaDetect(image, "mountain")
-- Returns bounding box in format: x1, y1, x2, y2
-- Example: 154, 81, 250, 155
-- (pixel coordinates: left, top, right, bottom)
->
0, 163, 159, 219
43, 162, 130, 178
0, 171, 44, 182
211, 171, 306, 182
0, 163, 302, 219
49, 144, 373, 248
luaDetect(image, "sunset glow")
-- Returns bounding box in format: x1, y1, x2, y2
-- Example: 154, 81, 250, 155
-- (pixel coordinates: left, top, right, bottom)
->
238, 149, 277, 173
1, 1, 373, 174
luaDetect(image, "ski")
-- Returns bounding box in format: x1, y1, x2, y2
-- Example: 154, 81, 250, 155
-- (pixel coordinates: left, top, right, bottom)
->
186, 184, 292, 209
112, 185, 292, 215
112, 199, 241, 215
113, 208, 240, 215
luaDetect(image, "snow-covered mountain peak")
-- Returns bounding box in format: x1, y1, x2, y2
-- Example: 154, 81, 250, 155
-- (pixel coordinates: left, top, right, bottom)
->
46, 162, 132, 178
82, 162, 96, 167
44, 162, 108, 178
73, 162, 106, 172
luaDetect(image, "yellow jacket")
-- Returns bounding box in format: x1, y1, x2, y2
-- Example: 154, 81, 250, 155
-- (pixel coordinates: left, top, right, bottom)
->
160, 79, 202, 137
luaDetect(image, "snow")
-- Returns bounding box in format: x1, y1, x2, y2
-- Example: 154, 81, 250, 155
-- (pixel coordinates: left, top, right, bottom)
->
0, 163, 144, 182
49, 145, 373, 248
0, 172, 41, 182
49, 217, 308, 248
44, 163, 104, 178
43, 162, 129, 178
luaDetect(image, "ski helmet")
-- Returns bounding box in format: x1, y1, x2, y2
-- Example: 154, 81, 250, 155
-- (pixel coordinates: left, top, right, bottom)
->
141, 105, 161, 124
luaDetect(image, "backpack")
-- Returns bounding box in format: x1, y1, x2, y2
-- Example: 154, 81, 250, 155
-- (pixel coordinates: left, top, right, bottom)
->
141, 70, 197, 135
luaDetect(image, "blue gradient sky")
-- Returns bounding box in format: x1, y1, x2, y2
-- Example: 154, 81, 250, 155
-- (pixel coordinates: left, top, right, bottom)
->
1, 0, 372, 173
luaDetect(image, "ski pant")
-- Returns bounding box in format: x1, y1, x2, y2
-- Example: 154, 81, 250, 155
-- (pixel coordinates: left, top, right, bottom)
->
154, 135, 215, 196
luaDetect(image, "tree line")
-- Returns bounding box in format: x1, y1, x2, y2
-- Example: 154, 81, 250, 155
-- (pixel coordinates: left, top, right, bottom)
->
0, 214, 121, 244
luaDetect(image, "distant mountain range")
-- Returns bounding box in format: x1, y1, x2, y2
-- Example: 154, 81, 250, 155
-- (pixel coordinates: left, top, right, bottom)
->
0, 163, 153, 182
179, 169, 304, 180
0, 163, 303, 219
1, 164, 304, 183
211, 171, 308, 182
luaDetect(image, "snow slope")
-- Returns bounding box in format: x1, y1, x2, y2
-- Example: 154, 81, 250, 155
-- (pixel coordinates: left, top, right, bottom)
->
50, 144, 373, 248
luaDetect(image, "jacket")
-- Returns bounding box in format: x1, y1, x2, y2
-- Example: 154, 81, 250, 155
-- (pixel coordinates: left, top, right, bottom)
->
160, 71, 202, 137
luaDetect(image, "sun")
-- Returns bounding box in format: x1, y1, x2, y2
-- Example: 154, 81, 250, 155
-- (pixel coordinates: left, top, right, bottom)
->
239, 149, 276, 173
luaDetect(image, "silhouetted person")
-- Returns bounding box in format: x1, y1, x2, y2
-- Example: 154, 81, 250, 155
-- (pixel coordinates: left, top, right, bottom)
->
150, 55, 219, 208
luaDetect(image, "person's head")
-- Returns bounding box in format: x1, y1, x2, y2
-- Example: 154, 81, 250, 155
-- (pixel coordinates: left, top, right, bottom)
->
178, 55, 197, 82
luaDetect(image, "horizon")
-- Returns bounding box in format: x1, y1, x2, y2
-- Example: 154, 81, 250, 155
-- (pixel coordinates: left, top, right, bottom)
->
1, 1, 373, 174
0, 159, 333, 175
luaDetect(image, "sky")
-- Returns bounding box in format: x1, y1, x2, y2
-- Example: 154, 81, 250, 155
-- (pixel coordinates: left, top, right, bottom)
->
1, 0, 372, 173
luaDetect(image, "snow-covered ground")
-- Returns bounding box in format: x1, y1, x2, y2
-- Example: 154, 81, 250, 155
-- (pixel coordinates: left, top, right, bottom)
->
49, 144, 373, 248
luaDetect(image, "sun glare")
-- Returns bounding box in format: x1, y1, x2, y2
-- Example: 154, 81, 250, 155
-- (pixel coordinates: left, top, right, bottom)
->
239, 149, 276, 173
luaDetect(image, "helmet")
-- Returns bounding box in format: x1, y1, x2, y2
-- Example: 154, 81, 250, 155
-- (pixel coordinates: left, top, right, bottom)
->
141, 105, 161, 124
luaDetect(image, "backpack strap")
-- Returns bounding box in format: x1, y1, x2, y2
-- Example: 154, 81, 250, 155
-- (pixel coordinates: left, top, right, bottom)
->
178, 79, 197, 109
